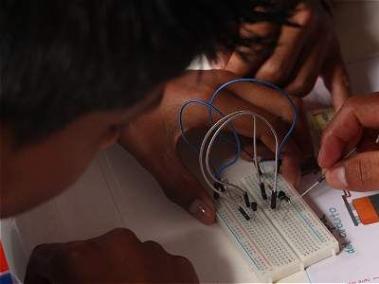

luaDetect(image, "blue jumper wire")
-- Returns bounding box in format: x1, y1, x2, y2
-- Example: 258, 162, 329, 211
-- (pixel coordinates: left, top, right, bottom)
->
178, 99, 241, 178
178, 78, 298, 179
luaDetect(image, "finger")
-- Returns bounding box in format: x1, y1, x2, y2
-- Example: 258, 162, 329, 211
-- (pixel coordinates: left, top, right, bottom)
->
285, 30, 328, 97
142, 241, 167, 256
221, 81, 313, 157
24, 244, 63, 284
321, 42, 351, 110
212, 51, 233, 70
255, 3, 315, 85
93, 228, 141, 262
224, 22, 279, 75
162, 153, 217, 225
173, 70, 299, 130
357, 129, 379, 152
172, 255, 199, 283
318, 95, 379, 169
224, 49, 267, 76
121, 119, 216, 225
281, 145, 302, 187
182, 86, 293, 153
93, 228, 139, 246
24, 269, 51, 284
325, 151, 379, 191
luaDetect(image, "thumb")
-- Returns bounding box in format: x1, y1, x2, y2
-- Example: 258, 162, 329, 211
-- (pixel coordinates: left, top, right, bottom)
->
159, 151, 216, 225
325, 151, 379, 191
119, 109, 216, 225
322, 43, 351, 110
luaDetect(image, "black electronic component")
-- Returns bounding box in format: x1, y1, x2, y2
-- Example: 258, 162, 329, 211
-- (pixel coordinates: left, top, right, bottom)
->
270, 191, 277, 209
257, 163, 263, 176
251, 202, 258, 212
213, 191, 220, 200
244, 192, 251, 208
260, 183, 267, 200
213, 182, 225, 192
239, 207, 250, 221
278, 191, 290, 203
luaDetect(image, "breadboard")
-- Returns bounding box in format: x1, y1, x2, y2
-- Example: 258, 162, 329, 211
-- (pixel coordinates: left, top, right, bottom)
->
216, 159, 339, 282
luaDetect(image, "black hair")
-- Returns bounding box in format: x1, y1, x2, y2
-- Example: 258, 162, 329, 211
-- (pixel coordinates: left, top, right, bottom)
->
0, 0, 298, 145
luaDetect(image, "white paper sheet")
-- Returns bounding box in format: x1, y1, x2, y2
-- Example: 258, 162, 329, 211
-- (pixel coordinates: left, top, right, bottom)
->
304, 182, 379, 283
303, 56, 379, 283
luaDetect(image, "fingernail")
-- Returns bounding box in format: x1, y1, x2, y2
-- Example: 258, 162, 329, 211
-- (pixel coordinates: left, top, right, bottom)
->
326, 166, 348, 188
317, 147, 326, 166
189, 199, 213, 224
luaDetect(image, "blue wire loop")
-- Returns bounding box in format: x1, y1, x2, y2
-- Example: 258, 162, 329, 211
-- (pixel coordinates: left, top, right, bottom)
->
178, 99, 241, 179
208, 78, 298, 156
178, 78, 298, 179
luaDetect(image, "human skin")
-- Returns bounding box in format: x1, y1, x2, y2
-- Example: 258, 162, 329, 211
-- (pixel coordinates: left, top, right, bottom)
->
120, 70, 310, 225
24, 228, 199, 284
220, 0, 351, 109
0, 88, 161, 218
1, 70, 306, 283
318, 94, 379, 191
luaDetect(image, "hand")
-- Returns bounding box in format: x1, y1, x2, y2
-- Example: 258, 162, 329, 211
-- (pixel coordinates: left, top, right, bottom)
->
318, 94, 379, 191
119, 70, 309, 225
24, 228, 198, 284
220, 0, 351, 109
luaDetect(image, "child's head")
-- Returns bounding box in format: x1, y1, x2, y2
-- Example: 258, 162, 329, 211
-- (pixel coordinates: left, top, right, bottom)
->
0, 0, 295, 217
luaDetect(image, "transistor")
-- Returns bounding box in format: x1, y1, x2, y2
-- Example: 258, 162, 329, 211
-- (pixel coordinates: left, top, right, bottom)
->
213, 182, 226, 200
238, 206, 251, 221
213, 182, 225, 192
251, 201, 258, 211
278, 190, 290, 203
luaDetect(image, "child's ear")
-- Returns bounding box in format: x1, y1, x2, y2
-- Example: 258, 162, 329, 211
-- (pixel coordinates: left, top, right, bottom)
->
99, 125, 121, 149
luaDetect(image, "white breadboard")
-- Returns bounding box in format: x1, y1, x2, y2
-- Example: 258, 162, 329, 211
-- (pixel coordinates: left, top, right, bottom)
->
217, 159, 339, 282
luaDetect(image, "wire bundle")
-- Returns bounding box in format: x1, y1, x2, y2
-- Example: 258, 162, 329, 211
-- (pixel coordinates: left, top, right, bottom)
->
178, 78, 298, 210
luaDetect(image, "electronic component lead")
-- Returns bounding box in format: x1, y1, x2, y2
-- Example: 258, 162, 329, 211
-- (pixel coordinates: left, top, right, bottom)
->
301, 147, 357, 198
213, 192, 220, 200
244, 192, 251, 208
260, 183, 267, 200
239, 207, 251, 221
270, 191, 277, 209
